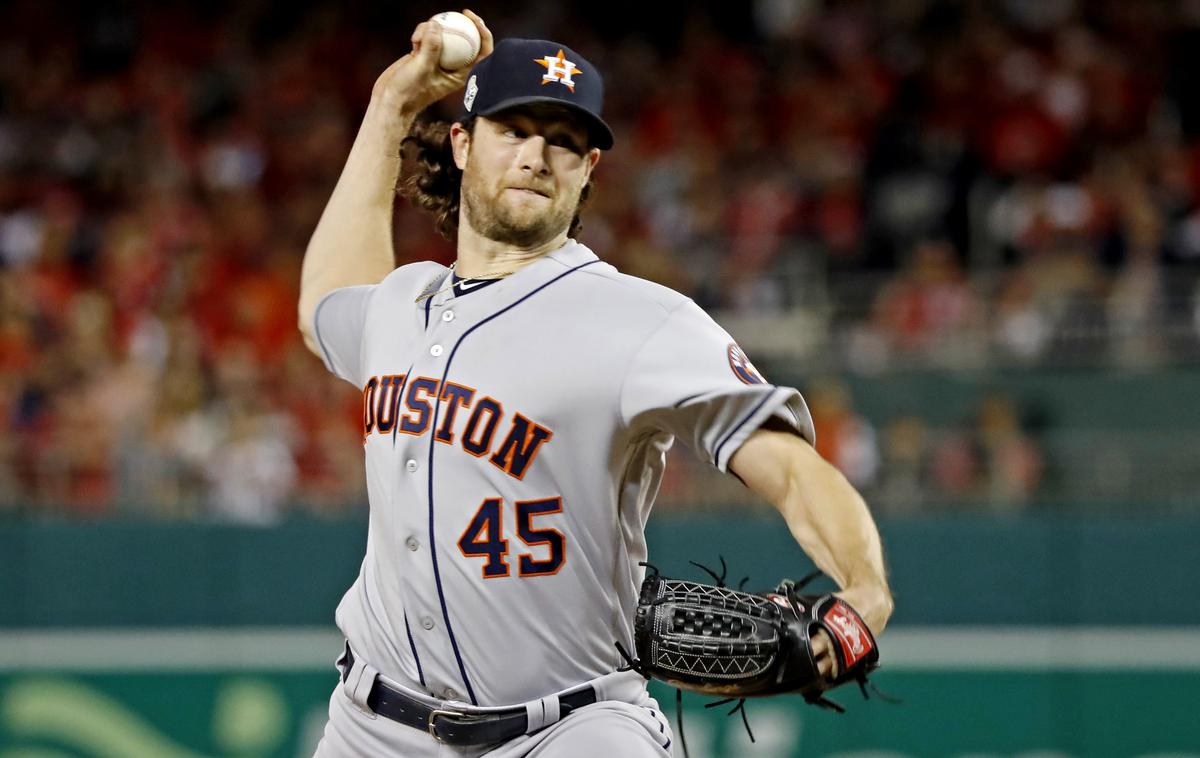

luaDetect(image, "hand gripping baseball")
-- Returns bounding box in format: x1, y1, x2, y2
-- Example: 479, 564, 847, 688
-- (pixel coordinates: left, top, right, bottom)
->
373, 9, 494, 117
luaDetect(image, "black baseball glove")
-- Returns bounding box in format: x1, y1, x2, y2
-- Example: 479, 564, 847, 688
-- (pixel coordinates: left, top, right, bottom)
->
626, 566, 880, 711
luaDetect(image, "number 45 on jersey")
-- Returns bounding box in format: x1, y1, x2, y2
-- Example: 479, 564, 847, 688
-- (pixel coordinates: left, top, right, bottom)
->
458, 497, 565, 578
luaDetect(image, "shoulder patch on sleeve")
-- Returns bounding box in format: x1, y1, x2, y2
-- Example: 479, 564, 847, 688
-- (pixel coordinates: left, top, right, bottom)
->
728, 343, 767, 385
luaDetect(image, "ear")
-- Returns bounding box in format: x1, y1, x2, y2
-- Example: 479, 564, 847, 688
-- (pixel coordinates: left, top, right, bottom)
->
450, 122, 471, 170
582, 148, 601, 184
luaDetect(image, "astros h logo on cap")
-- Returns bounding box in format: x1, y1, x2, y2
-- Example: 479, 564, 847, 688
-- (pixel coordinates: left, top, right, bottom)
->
535, 50, 582, 92
459, 38, 614, 150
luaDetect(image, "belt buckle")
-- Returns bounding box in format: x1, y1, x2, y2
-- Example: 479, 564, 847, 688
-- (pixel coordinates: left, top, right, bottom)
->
427, 707, 466, 743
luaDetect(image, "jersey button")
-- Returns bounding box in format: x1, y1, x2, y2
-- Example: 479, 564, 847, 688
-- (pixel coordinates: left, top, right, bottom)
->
443, 688, 458, 700
405, 460, 418, 473
405, 536, 420, 551
420, 616, 435, 630
430, 344, 444, 357
441, 311, 455, 322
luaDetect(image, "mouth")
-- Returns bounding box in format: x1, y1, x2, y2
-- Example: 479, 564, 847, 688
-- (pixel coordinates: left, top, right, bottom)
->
507, 186, 551, 199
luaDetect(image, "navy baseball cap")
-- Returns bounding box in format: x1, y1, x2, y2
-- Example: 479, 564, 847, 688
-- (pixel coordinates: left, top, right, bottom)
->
459, 38, 614, 150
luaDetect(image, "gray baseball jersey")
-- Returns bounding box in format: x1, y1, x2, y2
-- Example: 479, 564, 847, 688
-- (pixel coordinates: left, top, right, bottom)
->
313, 239, 814, 708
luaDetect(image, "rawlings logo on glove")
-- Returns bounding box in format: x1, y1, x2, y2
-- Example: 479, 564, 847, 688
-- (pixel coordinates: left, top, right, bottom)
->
825, 599, 871, 666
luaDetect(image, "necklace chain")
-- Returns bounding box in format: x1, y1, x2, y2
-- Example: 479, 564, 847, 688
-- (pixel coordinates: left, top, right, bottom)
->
414, 263, 515, 303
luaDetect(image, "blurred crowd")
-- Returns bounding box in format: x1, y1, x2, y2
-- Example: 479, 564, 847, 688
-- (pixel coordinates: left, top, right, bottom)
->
659, 379, 1046, 515
807, 381, 1044, 512
3, 0, 1199, 519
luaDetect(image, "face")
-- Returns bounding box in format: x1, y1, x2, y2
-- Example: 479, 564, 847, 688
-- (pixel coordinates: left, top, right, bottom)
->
452, 107, 601, 247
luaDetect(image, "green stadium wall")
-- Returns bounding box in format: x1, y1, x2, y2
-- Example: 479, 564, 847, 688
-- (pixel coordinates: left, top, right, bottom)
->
2, 513, 1199, 757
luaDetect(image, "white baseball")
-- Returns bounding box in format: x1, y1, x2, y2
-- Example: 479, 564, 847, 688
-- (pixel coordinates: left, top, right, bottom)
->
431, 11, 481, 71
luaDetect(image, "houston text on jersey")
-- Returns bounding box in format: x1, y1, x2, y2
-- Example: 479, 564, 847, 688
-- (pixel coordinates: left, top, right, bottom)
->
361, 374, 553, 480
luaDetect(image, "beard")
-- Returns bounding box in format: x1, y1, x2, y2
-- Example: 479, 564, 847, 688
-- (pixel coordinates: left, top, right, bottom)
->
459, 163, 578, 248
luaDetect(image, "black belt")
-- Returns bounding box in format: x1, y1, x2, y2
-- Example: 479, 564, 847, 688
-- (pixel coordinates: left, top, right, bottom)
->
339, 644, 597, 746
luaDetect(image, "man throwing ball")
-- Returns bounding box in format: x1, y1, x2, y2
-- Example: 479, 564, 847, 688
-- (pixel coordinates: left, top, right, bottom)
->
298, 10, 893, 757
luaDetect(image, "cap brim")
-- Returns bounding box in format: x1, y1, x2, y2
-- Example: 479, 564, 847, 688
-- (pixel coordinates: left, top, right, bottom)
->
474, 96, 614, 151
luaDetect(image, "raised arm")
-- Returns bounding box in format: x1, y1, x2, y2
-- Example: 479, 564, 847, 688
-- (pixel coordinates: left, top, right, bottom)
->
297, 10, 493, 356
729, 423, 894, 636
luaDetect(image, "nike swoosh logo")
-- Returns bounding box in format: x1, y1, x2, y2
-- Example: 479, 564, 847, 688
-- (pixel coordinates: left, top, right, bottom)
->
457, 279, 490, 289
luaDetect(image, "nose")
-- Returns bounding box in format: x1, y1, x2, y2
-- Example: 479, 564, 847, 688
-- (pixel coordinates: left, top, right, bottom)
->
516, 135, 550, 175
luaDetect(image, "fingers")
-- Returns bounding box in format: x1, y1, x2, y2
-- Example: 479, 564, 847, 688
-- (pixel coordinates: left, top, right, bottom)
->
413, 19, 443, 66
377, 12, 485, 108
813, 631, 839, 680
462, 9, 494, 60
812, 634, 832, 678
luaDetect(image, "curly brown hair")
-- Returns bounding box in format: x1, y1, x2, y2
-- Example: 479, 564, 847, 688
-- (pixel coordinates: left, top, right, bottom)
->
398, 116, 594, 241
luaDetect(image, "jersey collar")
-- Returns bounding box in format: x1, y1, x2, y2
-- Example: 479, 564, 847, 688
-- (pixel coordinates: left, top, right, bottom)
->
423, 239, 599, 308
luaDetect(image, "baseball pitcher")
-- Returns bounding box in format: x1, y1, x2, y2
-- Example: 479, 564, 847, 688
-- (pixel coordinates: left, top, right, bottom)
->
297, 11, 893, 757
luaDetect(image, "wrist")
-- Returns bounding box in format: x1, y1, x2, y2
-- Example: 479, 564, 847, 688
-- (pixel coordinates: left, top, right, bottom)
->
363, 94, 420, 146
835, 585, 893, 636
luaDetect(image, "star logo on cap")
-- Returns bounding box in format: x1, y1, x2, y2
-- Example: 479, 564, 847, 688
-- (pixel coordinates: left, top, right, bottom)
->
534, 49, 583, 93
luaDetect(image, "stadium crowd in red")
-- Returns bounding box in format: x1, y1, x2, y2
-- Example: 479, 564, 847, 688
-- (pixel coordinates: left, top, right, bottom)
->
2, 1, 1197, 518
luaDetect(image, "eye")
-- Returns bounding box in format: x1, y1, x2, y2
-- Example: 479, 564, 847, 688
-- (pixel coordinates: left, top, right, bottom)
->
548, 135, 584, 154
504, 126, 528, 139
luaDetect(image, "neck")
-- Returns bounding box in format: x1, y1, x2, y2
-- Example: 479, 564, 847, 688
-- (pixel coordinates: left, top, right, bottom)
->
454, 218, 569, 278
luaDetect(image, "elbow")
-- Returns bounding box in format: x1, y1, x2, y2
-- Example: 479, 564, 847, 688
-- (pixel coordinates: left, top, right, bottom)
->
297, 295, 321, 358
299, 322, 321, 357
